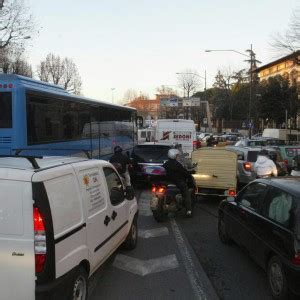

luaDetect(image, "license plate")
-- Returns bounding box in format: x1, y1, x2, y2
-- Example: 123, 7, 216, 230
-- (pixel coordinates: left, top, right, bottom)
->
150, 197, 159, 209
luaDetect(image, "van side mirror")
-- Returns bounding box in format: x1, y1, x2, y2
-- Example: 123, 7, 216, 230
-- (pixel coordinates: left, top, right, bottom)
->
125, 186, 135, 200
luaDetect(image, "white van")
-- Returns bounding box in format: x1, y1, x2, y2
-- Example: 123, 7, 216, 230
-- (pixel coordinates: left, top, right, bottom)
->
0, 156, 138, 300
154, 119, 197, 156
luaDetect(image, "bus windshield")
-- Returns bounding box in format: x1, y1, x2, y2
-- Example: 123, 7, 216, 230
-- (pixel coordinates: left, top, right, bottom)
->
0, 92, 12, 128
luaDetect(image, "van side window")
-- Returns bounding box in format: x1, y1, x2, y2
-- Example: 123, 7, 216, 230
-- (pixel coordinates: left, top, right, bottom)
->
104, 167, 125, 206
264, 188, 293, 228
238, 182, 268, 212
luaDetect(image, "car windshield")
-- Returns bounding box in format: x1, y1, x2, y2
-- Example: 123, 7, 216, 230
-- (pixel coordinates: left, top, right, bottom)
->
132, 145, 170, 163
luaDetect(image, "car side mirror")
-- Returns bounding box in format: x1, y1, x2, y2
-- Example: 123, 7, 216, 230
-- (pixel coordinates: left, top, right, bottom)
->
227, 196, 235, 202
110, 187, 125, 205
125, 186, 135, 200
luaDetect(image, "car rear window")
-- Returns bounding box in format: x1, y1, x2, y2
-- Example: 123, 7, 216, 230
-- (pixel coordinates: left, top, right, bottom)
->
286, 148, 300, 157
0, 92, 12, 128
132, 145, 170, 163
247, 151, 259, 162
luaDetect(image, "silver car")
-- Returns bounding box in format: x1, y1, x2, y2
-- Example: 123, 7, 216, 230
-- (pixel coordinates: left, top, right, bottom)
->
226, 146, 261, 185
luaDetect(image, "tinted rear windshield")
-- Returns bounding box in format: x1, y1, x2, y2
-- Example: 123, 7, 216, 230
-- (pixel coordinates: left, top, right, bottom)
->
132, 145, 170, 163
247, 151, 259, 162
0, 92, 12, 128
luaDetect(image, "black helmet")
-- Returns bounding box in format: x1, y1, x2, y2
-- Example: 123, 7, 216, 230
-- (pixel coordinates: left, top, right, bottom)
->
114, 146, 123, 153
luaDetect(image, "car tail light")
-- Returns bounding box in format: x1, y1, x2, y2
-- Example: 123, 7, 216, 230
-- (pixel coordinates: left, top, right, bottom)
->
151, 168, 163, 175
33, 207, 46, 273
193, 140, 201, 150
292, 253, 300, 265
243, 162, 252, 171
228, 189, 236, 196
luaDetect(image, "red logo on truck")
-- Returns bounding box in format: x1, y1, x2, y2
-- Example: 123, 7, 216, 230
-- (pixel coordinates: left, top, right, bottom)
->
161, 131, 172, 140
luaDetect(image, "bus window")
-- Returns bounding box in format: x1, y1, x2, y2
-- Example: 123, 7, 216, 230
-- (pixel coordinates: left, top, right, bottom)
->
0, 92, 12, 128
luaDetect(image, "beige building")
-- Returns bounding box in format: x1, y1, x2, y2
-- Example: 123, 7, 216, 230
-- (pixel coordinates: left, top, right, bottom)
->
256, 50, 300, 128
256, 50, 300, 90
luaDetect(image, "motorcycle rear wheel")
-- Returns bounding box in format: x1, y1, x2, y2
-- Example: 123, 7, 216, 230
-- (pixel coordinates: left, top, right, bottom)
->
152, 198, 167, 222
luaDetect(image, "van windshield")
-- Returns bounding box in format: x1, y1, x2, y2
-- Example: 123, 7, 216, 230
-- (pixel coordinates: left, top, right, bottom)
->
0, 92, 12, 128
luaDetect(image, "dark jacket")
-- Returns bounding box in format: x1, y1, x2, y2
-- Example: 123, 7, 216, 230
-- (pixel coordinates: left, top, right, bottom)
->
110, 153, 131, 174
163, 158, 190, 184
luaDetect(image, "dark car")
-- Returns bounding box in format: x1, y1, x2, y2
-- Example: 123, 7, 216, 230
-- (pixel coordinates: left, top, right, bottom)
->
218, 177, 300, 299
130, 143, 172, 184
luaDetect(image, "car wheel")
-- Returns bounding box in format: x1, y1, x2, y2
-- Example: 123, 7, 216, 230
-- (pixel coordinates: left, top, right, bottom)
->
70, 266, 88, 300
123, 217, 138, 250
268, 256, 289, 300
218, 213, 231, 244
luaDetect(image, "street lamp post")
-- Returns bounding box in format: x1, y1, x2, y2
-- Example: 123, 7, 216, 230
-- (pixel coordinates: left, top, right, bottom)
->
205, 45, 254, 138
111, 88, 115, 104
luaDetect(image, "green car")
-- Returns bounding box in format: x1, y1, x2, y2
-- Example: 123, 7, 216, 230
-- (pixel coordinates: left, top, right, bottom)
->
275, 145, 300, 171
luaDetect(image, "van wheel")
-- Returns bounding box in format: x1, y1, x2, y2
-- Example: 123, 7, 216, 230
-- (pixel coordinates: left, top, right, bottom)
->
70, 266, 88, 300
218, 214, 231, 244
268, 256, 289, 300
123, 217, 138, 250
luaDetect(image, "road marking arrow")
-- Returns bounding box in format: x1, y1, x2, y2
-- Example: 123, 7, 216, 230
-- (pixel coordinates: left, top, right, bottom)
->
113, 254, 179, 276
138, 227, 169, 239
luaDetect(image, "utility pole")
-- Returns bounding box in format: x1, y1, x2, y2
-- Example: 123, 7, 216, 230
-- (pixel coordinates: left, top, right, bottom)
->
249, 44, 253, 139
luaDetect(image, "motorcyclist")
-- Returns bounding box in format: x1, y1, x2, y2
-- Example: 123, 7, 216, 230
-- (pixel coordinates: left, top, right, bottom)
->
254, 149, 278, 178
109, 146, 132, 186
163, 149, 193, 217
291, 155, 300, 176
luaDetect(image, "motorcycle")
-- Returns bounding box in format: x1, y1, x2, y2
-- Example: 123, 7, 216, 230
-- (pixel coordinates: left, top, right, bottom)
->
150, 166, 197, 222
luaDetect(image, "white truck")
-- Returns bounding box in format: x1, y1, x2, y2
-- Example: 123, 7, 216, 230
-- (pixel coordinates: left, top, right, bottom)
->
154, 119, 197, 156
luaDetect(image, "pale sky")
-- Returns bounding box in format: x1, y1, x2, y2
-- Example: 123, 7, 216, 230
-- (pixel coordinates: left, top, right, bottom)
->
26, 0, 299, 104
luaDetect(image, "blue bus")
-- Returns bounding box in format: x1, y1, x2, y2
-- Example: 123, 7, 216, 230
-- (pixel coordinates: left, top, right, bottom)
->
0, 74, 137, 158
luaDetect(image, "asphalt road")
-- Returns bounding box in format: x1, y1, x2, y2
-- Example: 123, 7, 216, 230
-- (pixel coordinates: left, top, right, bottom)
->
177, 196, 273, 300
88, 189, 218, 300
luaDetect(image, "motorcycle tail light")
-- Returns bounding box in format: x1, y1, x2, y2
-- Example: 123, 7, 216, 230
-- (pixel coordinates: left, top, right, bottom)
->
158, 187, 166, 194
152, 186, 157, 193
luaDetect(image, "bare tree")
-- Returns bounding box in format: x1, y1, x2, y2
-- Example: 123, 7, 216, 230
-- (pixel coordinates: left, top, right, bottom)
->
123, 89, 138, 104
270, 8, 300, 54
37, 53, 82, 95
0, 45, 32, 76
177, 69, 200, 98
156, 85, 178, 96
0, 0, 34, 49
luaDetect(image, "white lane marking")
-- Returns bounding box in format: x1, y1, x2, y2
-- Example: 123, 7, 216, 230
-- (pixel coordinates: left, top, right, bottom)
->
170, 218, 207, 300
113, 254, 179, 276
138, 227, 169, 239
